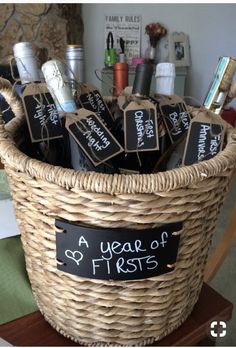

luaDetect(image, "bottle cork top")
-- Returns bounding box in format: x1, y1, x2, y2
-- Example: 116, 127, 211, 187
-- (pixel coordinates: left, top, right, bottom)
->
13, 42, 34, 57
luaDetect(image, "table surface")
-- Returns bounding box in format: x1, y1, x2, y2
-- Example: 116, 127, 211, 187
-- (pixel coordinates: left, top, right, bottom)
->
0, 283, 233, 346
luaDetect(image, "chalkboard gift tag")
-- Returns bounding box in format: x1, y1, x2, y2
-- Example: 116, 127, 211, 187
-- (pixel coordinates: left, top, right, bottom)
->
77, 83, 114, 129
159, 95, 191, 144
22, 83, 63, 143
124, 100, 159, 152
182, 110, 226, 166
56, 219, 182, 281
149, 95, 171, 139
65, 108, 123, 166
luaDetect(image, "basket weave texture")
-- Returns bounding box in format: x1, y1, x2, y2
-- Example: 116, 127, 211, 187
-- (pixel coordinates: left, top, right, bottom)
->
0, 77, 236, 346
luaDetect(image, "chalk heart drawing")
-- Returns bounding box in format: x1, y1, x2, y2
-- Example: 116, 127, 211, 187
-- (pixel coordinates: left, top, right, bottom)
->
65, 249, 83, 266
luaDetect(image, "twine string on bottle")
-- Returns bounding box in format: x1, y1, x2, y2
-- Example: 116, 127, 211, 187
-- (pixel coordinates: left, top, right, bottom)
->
94, 69, 116, 96
65, 112, 107, 165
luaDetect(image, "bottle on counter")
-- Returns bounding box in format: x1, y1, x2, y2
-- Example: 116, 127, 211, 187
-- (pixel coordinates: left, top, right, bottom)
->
113, 62, 129, 97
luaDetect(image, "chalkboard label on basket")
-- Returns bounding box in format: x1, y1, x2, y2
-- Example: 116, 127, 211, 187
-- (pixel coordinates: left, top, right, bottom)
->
159, 95, 191, 143
78, 83, 114, 129
124, 100, 159, 152
182, 118, 225, 166
66, 108, 123, 166
22, 83, 63, 143
55, 220, 182, 281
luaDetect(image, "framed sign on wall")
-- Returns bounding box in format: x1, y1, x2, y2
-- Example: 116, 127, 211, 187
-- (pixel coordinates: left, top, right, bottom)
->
104, 14, 141, 65
169, 32, 191, 67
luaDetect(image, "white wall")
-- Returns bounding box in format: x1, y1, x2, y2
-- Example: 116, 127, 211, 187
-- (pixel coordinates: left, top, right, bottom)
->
82, 3, 236, 106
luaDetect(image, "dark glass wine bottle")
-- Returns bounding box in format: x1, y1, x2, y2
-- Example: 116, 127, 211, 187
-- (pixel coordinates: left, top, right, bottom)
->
13, 42, 69, 167
141, 95, 172, 173
42, 59, 117, 174
154, 63, 190, 171
111, 63, 154, 174
140, 63, 176, 173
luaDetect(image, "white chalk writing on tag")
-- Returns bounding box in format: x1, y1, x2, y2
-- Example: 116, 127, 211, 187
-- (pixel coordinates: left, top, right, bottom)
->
64, 232, 170, 276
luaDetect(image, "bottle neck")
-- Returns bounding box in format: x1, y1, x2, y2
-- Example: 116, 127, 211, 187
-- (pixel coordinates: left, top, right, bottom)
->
42, 60, 77, 114
129, 94, 148, 104
132, 63, 153, 97
14, 50, 41, 85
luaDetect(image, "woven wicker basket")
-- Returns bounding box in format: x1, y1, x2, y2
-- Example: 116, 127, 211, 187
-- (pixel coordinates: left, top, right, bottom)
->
0, 77, 236, 346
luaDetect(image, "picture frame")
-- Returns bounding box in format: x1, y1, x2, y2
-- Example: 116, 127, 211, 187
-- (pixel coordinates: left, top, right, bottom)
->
168, 32, 190, 67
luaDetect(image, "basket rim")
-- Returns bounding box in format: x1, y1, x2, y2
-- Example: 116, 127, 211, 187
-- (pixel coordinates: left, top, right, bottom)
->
1, 119, 236, 195
0, 75, 235, 195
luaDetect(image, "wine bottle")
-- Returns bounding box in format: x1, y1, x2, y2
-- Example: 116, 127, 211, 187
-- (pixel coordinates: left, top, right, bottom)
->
66, 44, 85, 95
203, 57, 236, 114
154, 63, 191, 171
13, 42, 41, 85
155, 63, 175, 96
143, 96, 172, 172
112, 63, 154, 174
13, 41, 65, 166
41, 59, 116, 173
110, 62, 129, 124
144, 63, 176, 172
